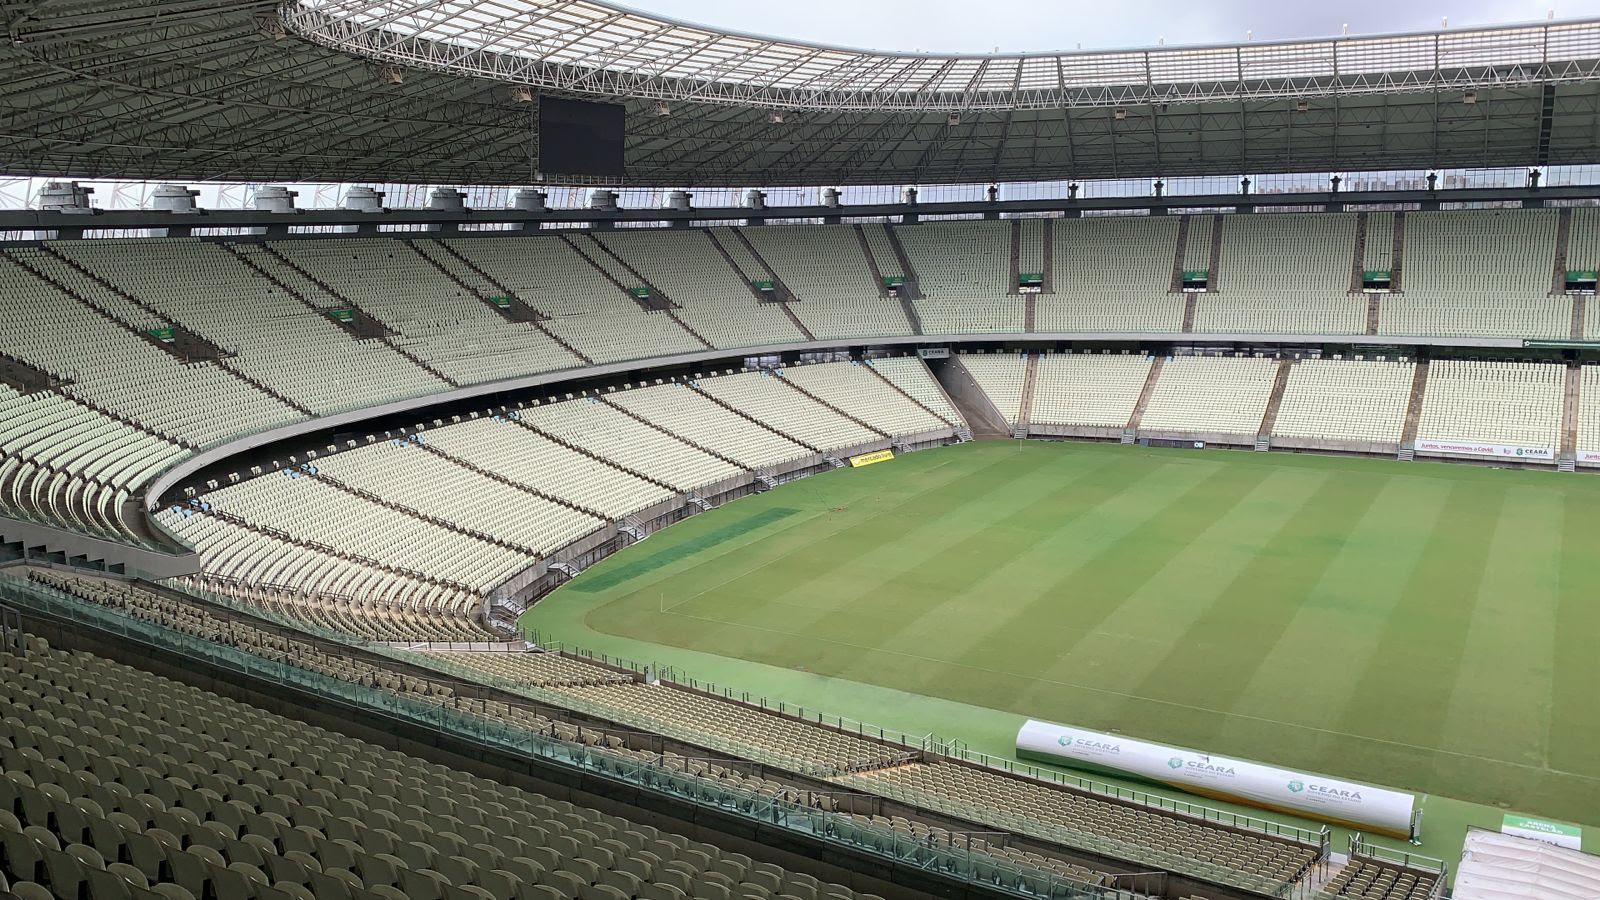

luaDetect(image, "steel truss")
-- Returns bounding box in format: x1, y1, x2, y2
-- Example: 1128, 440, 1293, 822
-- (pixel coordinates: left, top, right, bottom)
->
287, 2, 1600, 112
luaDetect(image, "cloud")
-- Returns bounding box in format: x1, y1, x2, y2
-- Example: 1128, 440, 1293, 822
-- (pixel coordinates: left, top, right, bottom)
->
628, 0, 1600, 52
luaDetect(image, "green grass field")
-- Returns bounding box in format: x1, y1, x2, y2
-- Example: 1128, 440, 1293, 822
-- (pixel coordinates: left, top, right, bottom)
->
521, 441, 1600, 857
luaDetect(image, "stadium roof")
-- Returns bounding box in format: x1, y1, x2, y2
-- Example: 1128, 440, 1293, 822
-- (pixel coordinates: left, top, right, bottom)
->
4, 1, 1600, 186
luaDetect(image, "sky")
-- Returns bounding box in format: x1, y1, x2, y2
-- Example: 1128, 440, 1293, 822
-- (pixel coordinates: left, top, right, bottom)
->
625, 0, 1600, 53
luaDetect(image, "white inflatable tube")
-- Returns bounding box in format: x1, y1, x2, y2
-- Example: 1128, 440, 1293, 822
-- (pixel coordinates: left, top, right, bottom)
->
1016, 719, 1416, 838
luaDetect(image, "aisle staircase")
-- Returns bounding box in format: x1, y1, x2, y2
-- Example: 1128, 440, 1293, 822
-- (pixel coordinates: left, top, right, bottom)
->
1398, 359, 1430, 459
1552, 207, 1574, 296
1126, 358, 1166, 433
1015, 352, 1039, 438
1255, 359, 1295, 451
1560, 364, 1581, 472
1349, 212, 1369, 294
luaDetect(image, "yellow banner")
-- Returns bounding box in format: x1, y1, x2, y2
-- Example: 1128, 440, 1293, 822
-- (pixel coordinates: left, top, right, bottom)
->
850, 449, 895, 468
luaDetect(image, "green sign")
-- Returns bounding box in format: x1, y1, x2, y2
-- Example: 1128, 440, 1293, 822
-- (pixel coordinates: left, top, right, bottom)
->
753, 279, 774, 291
1181, 269, 1208, 282
1019, 272, 1044, 284
1363, 269, 1393, 281
328, 308, 355, 323
145, 326, 175, 342
1502, 813, 1582, 848
882, 275, 906, 288
1566, 269, 1598, 281
628, 286, 651, 298
487, 295, 512, 308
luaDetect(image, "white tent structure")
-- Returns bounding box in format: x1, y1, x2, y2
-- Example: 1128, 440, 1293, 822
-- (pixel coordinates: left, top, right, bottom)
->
1453, 828, 1600, 900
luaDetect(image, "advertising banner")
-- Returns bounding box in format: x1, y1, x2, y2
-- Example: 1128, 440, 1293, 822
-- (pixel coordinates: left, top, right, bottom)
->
1016, 719, 1415, 837
1414, 439, 1554, 461
849, 449, 895, 468
1501, 814, 1583, 850
1577, 450, 1600, 466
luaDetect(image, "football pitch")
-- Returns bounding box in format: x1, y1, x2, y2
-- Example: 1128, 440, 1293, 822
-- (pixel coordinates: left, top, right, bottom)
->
520, 440, 1600, 842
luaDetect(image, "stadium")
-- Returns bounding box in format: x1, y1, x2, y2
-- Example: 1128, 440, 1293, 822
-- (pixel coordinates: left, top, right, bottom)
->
1, 0, 1600, 898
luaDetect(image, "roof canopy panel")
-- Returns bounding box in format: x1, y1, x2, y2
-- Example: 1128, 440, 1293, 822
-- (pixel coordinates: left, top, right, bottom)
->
0, 0, 1597, 186
287, 1, 1600, 111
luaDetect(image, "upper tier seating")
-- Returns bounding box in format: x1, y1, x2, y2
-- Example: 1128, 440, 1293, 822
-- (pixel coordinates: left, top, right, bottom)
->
1030, 353, 1154, 428
0, 249, 303, 448
955, 353, 1028, 426
1139, 356, 1279, 437
0, 386, 184, 546
1415, 359, 1564, 453
1039, 216, 1186, 332
0, 629, 885, 900
51, 239, 450, 414
0, 213, 1584, 551
594, 230, 807, 348
1378, 210, 1571, 339
1195, 213, 1365, 335
740, 227, 914, 340
1271, 359, 1415, 445
435, 236, 705, 363
895, 221, 1024, 333
260, 238, 583, 386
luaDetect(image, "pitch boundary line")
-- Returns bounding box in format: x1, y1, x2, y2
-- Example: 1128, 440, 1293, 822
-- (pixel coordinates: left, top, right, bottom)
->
656, 609, 1599, 784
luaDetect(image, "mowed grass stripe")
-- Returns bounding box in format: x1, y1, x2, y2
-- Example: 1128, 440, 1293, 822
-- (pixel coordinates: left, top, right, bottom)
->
1439, 488, 1559, 768
998, 458, 1275, 674
1550, 494, 1600, 783
657, 447, 1084, 673
826, 454, 1189, 691
589, 445, 1043, 659
742, 445, 1075, 619
1132, 470, 1386, 727
1052, 467, 1327, 698
1334, 483, 1505, 792
1213, 477, 1453, 775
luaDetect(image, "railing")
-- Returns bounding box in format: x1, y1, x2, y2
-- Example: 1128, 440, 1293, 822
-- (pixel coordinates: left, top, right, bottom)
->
499, 630, 1327, 897
521, 629, 1329, 848
1349, 834, 1447, 874
0, 575, 1143, 900
839, 772, 1312, 898
927, 740, 1332, 850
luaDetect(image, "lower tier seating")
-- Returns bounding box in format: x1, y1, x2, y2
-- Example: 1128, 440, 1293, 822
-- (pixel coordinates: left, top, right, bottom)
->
954, 353, 1028, 426
0, 629, 885, 900
1415, 359, 1564, 454
1030, 353, 1153, 428
1579, 365, 1600, 465
842, 762, 1316, 891
1139, 356, 1278, 437
1271, 359, 1415, 445
1315, 857, 1441, 900
20, 569, 1323, 893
